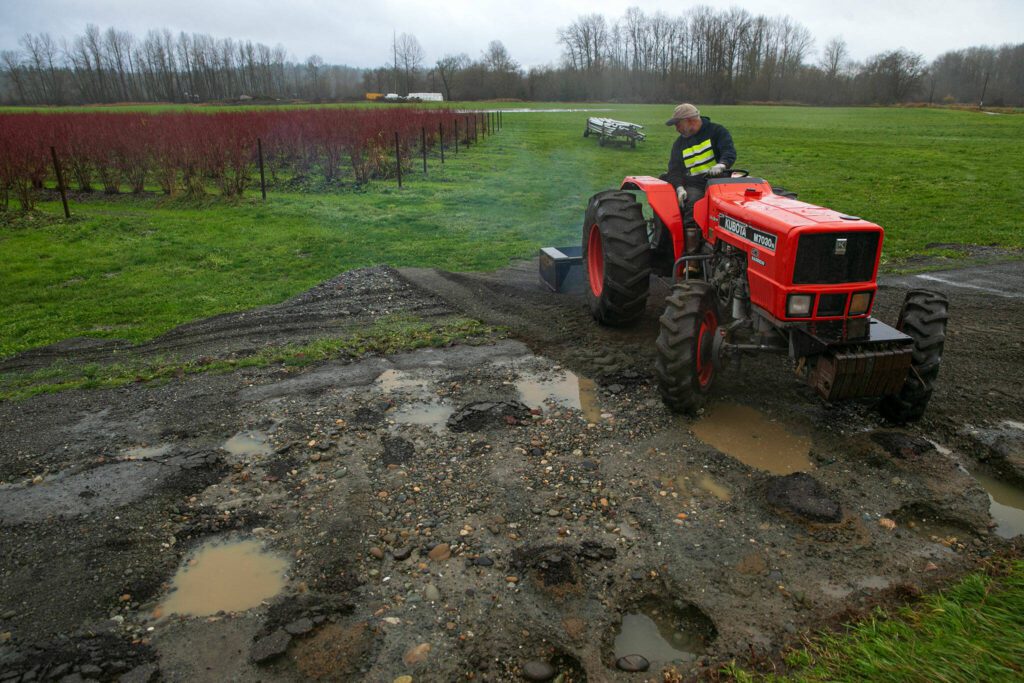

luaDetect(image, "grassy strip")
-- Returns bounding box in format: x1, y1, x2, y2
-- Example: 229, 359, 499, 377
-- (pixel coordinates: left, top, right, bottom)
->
2, 104, 1022, 359
725, 559, 1024, 682
0, 315, 498, 401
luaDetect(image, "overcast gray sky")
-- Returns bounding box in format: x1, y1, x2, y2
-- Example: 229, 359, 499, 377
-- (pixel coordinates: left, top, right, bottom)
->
1, 0, 1020, 69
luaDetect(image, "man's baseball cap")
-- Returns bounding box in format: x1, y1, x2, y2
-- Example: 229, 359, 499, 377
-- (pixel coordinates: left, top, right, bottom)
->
666, 103, 700, 125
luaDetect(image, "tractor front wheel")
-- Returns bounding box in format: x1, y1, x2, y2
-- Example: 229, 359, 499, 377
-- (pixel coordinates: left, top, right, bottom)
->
655, 281, 721, 414
878, 289, 949, 423
582, 190, 651, 326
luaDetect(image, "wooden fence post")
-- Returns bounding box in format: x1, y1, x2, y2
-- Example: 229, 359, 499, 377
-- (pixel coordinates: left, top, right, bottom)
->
454, 119, 459, 154
421, 127, 427, 174
257, 138, 267, 201
395, 132, 402, 188
50, 146, 70, 218
439, 122, 445, 164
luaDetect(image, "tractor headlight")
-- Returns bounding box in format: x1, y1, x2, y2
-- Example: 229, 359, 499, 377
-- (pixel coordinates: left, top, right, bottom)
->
787, 294, 814, 317
849, 291, 873, 316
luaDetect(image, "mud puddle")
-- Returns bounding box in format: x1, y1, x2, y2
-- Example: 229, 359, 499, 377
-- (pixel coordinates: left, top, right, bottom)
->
158, 538, 289, 617
509, 363, 602, 422
691, 403, 813, 474
613, 600, 712, 666
664, 472, 732, 502
222, 431, 273, 460
389, 401, 455, 431
970, 470, 1024, 539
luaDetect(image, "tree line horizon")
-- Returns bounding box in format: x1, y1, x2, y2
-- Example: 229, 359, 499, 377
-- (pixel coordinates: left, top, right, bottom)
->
2, 7, 1021, 108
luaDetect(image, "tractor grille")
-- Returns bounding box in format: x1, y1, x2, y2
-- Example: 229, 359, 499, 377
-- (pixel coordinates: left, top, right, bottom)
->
793, 232, 880, 285
816, 293, 848, 317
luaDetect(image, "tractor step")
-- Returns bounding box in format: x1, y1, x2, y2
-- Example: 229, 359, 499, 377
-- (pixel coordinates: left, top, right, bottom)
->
539, 246, 583, 292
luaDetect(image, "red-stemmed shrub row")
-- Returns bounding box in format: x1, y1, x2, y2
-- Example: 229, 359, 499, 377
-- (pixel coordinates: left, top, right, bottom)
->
0, 108, 472, 209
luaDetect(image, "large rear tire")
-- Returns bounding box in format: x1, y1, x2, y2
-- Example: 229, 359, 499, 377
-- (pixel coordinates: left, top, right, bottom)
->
878, 289, 949, 423
655, 282, 721, 414
582, 190, 651, 326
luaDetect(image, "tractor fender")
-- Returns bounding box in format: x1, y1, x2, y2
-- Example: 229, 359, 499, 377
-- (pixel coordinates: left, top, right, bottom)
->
620, 176, 686, 260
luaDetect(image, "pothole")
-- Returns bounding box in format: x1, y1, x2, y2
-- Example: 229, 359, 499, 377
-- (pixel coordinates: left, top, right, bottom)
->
970, 469, 1024, 539
157, 537, 289, 617
612, 597, 715, 667
890, 503, 975, 541
389, 401, 455, 431
691, 403, 813, 474
664, 472, 732, 501
515, 367, 602, 423
222, 431, 273, 460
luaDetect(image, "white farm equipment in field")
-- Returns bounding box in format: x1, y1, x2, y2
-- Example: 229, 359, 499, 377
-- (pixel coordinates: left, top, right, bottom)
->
583, 117, 646, 147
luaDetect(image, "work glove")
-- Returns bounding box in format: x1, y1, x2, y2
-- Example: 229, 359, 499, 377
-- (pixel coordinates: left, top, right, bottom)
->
708, 163, 727, 177
677, 185, 687, 204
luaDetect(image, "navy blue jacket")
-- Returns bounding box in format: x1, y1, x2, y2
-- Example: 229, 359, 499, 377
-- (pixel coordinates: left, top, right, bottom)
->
665, 117, 737, 189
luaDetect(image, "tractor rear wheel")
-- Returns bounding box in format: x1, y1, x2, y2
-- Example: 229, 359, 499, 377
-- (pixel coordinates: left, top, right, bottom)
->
655, 281, 721, 414
878, 289, 949, 423
582, 190, 651, 326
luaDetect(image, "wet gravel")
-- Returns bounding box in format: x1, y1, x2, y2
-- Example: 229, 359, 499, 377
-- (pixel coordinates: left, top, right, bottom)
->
1, 263, 1023, 681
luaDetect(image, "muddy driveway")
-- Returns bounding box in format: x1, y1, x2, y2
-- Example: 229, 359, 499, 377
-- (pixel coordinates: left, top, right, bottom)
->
1, 259, 1023, 682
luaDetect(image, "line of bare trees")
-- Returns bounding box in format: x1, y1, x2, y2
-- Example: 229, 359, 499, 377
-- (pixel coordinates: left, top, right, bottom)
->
1, 24, 362, 104
2, 10, 1022, 107
539, 8, 1024, 106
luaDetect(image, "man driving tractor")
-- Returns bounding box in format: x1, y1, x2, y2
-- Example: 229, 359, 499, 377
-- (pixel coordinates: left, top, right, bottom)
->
663, 103, 737, 255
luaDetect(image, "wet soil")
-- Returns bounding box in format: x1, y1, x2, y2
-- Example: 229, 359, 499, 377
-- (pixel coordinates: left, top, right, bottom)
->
1, 261, 1023, 682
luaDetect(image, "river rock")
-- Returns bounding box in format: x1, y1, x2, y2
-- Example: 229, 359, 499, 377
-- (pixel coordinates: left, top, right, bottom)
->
616, 654, 650, 672
427, 543, 451, 561
403, 643, 431, 665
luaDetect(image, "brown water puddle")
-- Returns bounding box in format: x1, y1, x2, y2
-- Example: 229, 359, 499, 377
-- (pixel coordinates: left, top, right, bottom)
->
613, 603, 709, 664
222, 432, 273, 459
375, 369, 429, 393
971, 470, 1024, 539
515, 369, 602, 423
691, 403, 813, 475
389, 401, 455, 431
664, 473, 732, 501
158, 538, 288, 617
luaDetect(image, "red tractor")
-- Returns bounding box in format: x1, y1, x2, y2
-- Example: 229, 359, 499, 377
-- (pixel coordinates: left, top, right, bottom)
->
582, 173, 949, 422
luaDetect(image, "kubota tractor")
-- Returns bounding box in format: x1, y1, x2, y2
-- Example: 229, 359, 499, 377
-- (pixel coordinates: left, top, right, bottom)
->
582, 173, 949, 422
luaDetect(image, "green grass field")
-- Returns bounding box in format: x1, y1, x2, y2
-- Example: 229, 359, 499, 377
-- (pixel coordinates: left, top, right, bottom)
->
1, 104, 1022, 360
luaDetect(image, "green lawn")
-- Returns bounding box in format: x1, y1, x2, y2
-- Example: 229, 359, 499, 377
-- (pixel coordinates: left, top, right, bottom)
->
1, 104, 1022, 359
728, 559, 1024, 682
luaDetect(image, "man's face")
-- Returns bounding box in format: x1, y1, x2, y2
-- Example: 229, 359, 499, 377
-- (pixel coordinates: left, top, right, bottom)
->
675, 117, 702, 136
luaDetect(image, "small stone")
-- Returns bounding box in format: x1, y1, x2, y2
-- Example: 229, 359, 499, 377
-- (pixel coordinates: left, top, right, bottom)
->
369, 546, 385, 560
629, 570, 645, 581
392, 547, 412, 561
79, 665, 102, 676
250, 629, 292, 664
616, 654, 650, 672
546, 509, 560, 517
424, 584, 441, 602
581, 459, 598, 471
474, 556, 494, 567
522, 659, 556, 681
506, 575, 519, 583
403, 643, 431, 665
284, 617, 314, 635
309, 453, 321, 462
879, 518, 897, 530
427, 544, 451, 561
393, 677, 413, 683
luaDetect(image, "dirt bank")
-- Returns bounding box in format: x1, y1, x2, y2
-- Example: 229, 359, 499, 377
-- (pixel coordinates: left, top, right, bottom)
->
1, 261, 1022, 682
